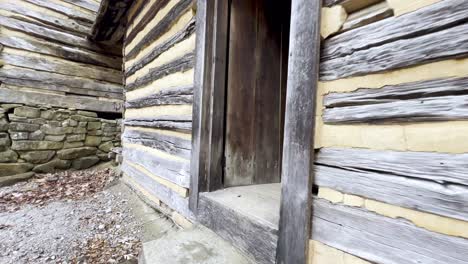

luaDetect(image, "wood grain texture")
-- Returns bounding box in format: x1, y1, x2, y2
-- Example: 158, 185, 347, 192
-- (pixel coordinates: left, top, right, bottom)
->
321, 22, 468, 80
123, 128, 191, 159
323, 77, 468, 123
125, 18, 196, 77
121, 161, 193, 219
198, 193, 278, 264
312, 199, 468, 264
0, 52, 122, 84
90, 0, 134, 43
126, 52, 194, 91
125, 0, 193, 60
125, 0, 170, 46
0, 86, 123, 113
341, 2, 393, 32
23, 0, 95, 24
123, 146, 190, 187
276, 0, 321, 263
126, 0, 146, 26
322, 0, 468, 62
0, 34, 121, 69
124, 117, 192, 131
0, 16, 121, 56
315, 147, 468, 221
61, 0, 100, 12
126, 85, 193, 108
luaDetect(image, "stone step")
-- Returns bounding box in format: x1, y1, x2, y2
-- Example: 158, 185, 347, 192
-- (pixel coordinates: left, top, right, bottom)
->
198, 184, 281, 264
139, 225, 253, 264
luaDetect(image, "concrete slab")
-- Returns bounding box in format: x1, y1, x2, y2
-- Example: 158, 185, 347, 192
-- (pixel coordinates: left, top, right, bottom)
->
140, 225, 253, 264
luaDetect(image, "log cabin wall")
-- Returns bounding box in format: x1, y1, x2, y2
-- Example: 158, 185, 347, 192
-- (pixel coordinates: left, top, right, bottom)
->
121, 0, 196, 222
311, 0, 468, 263
0, 0, 124, 178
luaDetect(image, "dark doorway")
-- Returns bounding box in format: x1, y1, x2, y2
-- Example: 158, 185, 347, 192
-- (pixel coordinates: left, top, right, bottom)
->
224, 0, 291, 187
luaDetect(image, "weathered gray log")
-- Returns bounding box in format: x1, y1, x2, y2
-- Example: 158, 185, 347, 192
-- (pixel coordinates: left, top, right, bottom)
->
24, 0, 95, 24
322, 0, 468, 61
121, 161, 193, 219
125, 18, 196, 77
0, 67, 122, 93
126, 0, 193, 60
123, 146, 190, 187
0, 52, 122, 84
125, 86, 193, 108
0, 87, 123, 113
323, 77, 468, 123
0, 34, 121, 69
90, 0, 134, 44
315, 148, 468, 221
125, 0, 170, 46
0, 2, 91, 36
323, 0, 345, 7
124, 117, 192, 131
0, 16, 121, 56
341, 2, 393, 32
198, 192, 278, 264
324, 77, 468, 107
324, 0, 381, 12
321, 22, 468, 80
123, 128, 191, 159
61, 0, 100, 13
126, 0, 146, 26
126, 53, 194, 91
0, 77, 122, 99
312, 199, 468, 264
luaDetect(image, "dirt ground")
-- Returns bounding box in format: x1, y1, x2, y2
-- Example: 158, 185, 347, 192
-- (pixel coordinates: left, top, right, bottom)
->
0, 166, 173, 264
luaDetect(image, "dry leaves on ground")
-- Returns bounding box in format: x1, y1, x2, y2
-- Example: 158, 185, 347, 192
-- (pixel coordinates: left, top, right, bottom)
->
0, 168, 118, 212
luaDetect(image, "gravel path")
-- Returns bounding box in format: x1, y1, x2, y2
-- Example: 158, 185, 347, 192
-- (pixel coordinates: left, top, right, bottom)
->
0, 169, 160, 264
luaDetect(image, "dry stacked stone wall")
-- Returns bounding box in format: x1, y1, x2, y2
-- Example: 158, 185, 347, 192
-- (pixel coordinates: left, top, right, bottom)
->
0, 104, 122, 178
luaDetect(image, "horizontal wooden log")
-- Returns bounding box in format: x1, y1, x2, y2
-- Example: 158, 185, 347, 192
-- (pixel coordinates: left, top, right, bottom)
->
315, 148, 468, 221
0, 86, 123, 113
90, 0, 134, 43
323, 0, 345, 7
0, 76, 122, 99
126, 0, 146, 26
126, 0, 193, 60
126, 53, 194, 91
0, 66, 122, 93
125, 18, 196, 77
323, 77, 468, 123
126, 85, 193, 108
124, 118, 192, 131
341, 2, 393, 32
125, 0, 171, 46
322, 0, 468, 61
0, 16, 121, 56
0, 2, 91, 36
312, 199, 468, 264
121, 161, 193, 219
61, 0, 100, 12
0, 33, 121, 69
123, 146, 190, 187
0, 52, 122, 84
320, 22, 468, 80
24, 0, 95, 24
123, 128, 191, 159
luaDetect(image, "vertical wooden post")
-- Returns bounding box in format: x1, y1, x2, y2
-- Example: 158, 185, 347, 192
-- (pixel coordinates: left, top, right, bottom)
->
276, 0, 321, 263
190, 0, 229, 212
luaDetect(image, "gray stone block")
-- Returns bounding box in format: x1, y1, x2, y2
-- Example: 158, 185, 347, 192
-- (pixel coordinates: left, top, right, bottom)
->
0, 163, 34, 177
72, 156, 100, 170
0, 172, 34, 187
85, 136, 102, 147
71, 115, 98, 122
14, 106, 41, 118
87, 122, 101, 130
10, 132, 29, 140
66, 134, 86, 142
11, 141, 64, 151
77, 110, 97, 118
0, 150, 18, 163
9, 122, 40, 132
102, 136, 113, 142
41, 124, 73, 135
98, 141, 113, 152
33, 159, 71, 173
40, 110, 55, 120
0, 133, 11, 148
29, 130, 45, 140
1, 104, 22, 111
0, 118, 8, 132
63, 142, 84, 149
87, 130, 103, 136
57, 147, 97, 160
20, 151, 55, 164
44, 134, 66, 142
73, 127, 87, 134
78, 122, 87, 127
63, 119, 78, 127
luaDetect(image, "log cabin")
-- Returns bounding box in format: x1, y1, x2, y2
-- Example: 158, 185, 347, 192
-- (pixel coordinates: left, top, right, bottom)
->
8, 0, 467, 263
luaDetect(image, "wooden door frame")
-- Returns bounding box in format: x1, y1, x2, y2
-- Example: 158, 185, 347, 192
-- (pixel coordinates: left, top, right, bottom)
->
190, 0, 321, 263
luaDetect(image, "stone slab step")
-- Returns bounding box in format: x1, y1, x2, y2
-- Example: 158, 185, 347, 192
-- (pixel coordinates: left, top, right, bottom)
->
139, 225, 253, 264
